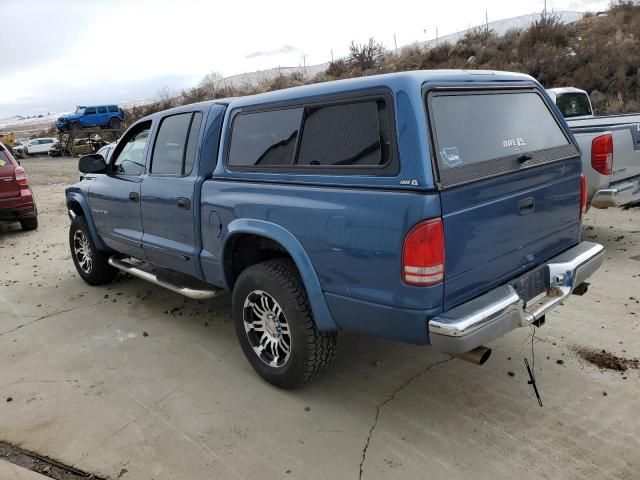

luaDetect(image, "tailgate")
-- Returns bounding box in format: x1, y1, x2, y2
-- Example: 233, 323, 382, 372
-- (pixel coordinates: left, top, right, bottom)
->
427, 87, 582, 310
0, 150, 19, 200
611, 124, 640, 183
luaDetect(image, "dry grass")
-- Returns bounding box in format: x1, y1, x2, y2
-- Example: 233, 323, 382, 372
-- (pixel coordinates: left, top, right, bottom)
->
121, 1, 640, 124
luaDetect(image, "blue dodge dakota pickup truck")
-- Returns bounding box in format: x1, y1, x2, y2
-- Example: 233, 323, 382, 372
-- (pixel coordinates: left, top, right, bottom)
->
65, 70, 604, 388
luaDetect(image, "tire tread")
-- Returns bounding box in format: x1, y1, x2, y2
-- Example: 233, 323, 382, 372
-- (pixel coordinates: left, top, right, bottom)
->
234, 258, 337, 388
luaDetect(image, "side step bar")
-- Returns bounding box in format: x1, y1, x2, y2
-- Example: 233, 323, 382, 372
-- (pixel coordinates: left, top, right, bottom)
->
108, 255, 223, 300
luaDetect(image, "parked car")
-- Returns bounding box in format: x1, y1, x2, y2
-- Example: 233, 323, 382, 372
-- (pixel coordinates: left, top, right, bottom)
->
56, 105, 125, 132
24, 137, 58, 156
95, 142, 116, 162
49, 137, 108, 157
66, 71, 604, 389
12, 141, 27, 159
547, 87, 640, 208
0, 141, 38, 230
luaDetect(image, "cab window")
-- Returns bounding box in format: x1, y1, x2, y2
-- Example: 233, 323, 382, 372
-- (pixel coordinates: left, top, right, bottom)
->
111, 122, 151, 175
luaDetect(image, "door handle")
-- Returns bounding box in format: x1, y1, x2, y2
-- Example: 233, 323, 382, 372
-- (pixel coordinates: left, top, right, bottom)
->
518, 197, 535, 215
128, 192, 139, 202
177, 197, 191, 210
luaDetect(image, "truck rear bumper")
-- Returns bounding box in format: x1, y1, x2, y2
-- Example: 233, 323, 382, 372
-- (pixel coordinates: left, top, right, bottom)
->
428, 241, 604, 354
591, 179, 639, 208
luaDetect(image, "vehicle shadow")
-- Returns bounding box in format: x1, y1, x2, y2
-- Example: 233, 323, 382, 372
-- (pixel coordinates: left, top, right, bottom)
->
0, 222, 28, 237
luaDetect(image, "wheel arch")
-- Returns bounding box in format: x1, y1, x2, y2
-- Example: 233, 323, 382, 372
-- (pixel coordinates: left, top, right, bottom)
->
222, 219, 337, 331
66, 192, 110, 252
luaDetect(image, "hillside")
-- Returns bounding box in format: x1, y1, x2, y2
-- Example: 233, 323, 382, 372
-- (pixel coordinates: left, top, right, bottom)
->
125, 1, 640, 124
4, 1, 640, 138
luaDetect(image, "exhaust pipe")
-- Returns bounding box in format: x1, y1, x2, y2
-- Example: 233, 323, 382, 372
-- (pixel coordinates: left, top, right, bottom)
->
448, 346, 492, 365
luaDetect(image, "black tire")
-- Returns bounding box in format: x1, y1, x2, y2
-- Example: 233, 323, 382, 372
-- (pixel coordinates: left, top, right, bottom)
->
232, 259, 338, 389
20, 216, 38, 231
69, 215, 117, 285
108, 117, 121, 130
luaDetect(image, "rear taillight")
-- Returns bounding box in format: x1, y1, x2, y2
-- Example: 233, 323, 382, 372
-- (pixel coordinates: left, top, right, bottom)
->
14, 166, 28, 187
580, 174, 587, 219
402, 218, 445, 286
591, 134, 613, 175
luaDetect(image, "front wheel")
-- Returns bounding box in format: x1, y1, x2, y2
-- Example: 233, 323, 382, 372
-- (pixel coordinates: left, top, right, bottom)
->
69, 216, 117, 285
232, 259, 338, 389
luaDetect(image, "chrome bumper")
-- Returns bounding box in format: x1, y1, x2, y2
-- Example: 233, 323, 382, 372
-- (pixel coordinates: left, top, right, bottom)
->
428, 241, 605, 354
591, 179, 639, 208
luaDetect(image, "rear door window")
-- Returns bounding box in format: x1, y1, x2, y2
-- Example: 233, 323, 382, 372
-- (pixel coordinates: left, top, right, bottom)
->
428, 90, 576, 186
151, 112, 202, 176
98, 106, 107, 114
183, 112, 203, 175
151, 113, 192, 175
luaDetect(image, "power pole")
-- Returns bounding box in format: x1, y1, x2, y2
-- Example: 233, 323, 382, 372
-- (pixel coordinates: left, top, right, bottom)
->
486, 10, 489, 34
393, 34, 398, 54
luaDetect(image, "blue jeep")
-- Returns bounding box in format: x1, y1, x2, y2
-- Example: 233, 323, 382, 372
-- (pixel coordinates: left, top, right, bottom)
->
65, 70, 604, 388
56, 105, 124, 132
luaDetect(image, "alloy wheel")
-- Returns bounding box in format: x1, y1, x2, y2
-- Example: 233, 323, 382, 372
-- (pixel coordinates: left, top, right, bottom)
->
73, 230, 93, 274
243, 290, 292, 368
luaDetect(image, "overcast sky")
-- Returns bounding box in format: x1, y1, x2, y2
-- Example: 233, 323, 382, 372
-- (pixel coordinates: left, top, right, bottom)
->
0, 0, 608, 118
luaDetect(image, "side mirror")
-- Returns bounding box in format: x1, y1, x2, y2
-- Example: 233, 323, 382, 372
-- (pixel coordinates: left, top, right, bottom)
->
78, 154, 107, 174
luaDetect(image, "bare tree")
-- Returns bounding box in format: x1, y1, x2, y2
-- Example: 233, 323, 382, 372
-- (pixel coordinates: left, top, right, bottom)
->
198, 71, 224, 98
157, 85, 177, 108
347, 38, 386, 72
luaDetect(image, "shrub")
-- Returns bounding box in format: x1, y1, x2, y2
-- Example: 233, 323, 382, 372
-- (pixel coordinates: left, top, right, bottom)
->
347, 38, 386, 73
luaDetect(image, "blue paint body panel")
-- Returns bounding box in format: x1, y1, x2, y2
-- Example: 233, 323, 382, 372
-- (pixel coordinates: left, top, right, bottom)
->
65, 70, 582, 345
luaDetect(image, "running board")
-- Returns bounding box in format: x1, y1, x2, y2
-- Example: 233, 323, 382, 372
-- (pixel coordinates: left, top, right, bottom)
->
108, 255, 223, 300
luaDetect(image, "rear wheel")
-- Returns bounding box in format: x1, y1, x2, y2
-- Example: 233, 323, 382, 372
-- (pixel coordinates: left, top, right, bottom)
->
20, 216, 38, 231
108, 117, 121, 130
69, 215, 117, 285
232, 259, 338, 389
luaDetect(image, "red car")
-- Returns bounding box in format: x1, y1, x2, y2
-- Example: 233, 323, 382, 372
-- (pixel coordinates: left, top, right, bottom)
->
0, 141, 38, 230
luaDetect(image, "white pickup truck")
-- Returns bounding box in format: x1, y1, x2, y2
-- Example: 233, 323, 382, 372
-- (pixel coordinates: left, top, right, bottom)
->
547, 87, 640, 208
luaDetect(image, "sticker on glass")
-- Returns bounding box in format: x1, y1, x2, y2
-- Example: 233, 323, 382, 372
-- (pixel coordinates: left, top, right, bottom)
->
0, 159, 5, 167
441, 147, 462, 167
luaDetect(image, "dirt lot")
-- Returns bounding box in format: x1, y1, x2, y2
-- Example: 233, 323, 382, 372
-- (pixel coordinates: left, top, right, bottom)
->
1, 156, 639, 480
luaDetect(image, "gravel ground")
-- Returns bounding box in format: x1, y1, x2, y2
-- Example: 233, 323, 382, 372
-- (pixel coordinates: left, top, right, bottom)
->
0, 156, 639, 480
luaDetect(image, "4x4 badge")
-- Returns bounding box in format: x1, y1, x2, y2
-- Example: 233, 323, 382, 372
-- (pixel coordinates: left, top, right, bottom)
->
400, 179, 419, 186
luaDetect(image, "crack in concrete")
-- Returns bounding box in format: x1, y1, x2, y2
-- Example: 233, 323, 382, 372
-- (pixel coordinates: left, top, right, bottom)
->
0, 440, 107, 480
0, 301, 110, 337
0, 379, 78, 392
358, 357, 453, 480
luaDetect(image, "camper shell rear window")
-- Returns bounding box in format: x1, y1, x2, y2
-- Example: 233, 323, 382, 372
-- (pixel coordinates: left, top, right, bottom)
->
426, 88, 579, 188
